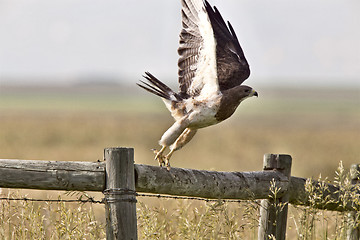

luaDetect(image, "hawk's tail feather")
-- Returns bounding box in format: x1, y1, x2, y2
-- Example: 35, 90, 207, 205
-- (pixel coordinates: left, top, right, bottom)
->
137, 72, 177, 101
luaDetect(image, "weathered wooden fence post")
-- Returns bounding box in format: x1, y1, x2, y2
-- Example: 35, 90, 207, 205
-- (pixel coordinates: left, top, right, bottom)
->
258, 154, 292, 240
104, 147, 137, 240
347, 164, 360, 240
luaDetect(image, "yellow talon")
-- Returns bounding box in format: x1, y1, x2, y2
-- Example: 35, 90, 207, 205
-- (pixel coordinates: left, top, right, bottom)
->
164, 149, 174, 170
152, 146, 167, 167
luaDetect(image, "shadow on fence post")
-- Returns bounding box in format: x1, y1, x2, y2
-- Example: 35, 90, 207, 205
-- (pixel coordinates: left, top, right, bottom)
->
347, 164, 360, 240
258, 154, 292, 240
104, 148, 137, 240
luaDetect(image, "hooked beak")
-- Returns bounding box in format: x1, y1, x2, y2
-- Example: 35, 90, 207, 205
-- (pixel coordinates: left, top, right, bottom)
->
252, 90, 258, 97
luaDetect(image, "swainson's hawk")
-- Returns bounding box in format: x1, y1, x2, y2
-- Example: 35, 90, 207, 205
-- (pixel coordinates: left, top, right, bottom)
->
138, 0, 258, 169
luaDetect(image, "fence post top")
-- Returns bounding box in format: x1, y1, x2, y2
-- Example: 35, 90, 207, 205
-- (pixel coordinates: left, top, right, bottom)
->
104, 148, 134, 161
104, 147, 134, 152
263, 154, 292, 168
263, 154, 292, 178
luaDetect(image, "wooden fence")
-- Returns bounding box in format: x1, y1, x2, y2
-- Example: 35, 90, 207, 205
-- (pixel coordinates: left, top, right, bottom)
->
0, 147, 359, 239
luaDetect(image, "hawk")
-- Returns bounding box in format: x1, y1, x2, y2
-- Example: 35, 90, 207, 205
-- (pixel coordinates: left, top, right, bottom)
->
137, 0, 257, 169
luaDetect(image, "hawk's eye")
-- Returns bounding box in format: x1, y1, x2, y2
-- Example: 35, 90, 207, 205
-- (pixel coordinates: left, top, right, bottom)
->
245, 89, 250, 93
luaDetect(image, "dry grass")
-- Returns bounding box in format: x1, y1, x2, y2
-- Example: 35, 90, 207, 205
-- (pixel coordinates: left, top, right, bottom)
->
137, 199, 259, 240
0, 86, 359, 239
0, 191, 105, 239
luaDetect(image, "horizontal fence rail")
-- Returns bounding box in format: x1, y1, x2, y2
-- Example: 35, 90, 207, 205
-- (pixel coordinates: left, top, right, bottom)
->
135, 164, 288, 200
0, 159, 105, 191
0, 158, 350, 212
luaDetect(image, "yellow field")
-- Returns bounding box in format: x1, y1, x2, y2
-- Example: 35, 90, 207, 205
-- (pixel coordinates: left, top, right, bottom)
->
0, 85, 359, 239
1, 86, 358, 177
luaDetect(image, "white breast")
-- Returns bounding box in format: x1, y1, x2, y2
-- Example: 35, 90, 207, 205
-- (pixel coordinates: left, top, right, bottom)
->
186, 94, 222, 129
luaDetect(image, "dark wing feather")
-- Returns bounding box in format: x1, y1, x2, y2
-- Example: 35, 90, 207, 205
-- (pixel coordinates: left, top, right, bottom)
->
177, 0, 202, 98
137, 72, 180, 101
204, 1, 250, 92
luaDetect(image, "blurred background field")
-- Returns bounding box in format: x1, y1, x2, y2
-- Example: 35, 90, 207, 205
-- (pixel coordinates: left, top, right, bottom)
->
0, 84, 358, 177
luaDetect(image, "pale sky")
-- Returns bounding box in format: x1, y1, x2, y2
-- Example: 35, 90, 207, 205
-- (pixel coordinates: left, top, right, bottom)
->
0, 0, 359, 87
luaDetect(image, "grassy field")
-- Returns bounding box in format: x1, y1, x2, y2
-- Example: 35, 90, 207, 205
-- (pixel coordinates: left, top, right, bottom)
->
0, 85, 358, 176
0, 85, 359, 239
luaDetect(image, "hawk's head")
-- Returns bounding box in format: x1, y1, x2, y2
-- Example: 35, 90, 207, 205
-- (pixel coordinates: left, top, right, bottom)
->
239, 85, 258, 99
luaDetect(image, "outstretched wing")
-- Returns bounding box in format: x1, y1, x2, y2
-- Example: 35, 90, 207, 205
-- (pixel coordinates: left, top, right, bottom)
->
178, 0, 219, 99
204, 1, 250, 91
